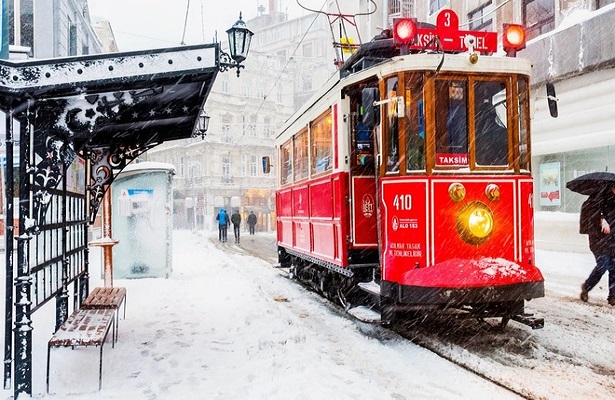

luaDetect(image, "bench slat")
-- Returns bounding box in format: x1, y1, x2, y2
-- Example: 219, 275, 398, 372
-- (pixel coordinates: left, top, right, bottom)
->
82, 287, 126, 309
49, 309, 114, 347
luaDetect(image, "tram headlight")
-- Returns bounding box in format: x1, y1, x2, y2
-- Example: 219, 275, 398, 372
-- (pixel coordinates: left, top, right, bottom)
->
456, 201, 494, 245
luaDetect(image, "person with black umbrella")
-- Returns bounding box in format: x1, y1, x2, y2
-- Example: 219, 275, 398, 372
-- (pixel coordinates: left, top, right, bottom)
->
578, 184, 615, 305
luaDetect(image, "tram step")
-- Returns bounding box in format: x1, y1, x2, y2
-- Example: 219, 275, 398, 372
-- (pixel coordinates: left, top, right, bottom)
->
358, 280, 381, 296
347, 306, 381, 323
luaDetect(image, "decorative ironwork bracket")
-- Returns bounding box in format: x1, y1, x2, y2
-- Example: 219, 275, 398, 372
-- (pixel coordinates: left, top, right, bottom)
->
218, 51, 245, 77
86, 143, 158, 224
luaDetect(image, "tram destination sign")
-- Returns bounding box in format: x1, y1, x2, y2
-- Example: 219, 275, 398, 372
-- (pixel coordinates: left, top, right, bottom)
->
409, 10, 497, 53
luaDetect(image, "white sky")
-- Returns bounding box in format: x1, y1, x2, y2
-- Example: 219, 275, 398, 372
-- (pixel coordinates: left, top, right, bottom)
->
87, 0, 326, 51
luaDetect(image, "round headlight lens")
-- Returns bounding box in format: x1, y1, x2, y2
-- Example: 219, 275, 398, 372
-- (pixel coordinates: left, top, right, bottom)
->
456, 201, 494, 245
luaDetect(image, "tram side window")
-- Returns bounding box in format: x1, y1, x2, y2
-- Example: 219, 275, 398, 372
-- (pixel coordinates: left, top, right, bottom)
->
474, 80, 509, 166
280, 140, 292, 185
386, 76, 400, 172
311, 110, 332, 175
518, 77, 531, 170
435, 79, 468, 165
293, 129, 309, 181
405, 74, 425, 171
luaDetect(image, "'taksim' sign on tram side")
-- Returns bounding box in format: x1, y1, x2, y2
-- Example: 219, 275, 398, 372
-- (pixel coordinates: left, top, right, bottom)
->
409, 10, 497, 53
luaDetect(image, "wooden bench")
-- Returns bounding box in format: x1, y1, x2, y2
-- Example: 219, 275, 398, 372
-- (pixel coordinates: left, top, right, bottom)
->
81, 287, 127, 339
46, 308, 116, 392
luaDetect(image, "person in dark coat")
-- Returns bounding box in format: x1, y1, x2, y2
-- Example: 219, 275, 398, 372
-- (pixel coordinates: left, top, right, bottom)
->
216, 209, 230, 242
231, 210, 242, 244
580, 186, 615, 305
247, 211, 257, 235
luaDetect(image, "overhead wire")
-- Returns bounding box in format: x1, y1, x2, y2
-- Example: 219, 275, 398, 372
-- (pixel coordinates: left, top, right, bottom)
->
180, 0, 191, 45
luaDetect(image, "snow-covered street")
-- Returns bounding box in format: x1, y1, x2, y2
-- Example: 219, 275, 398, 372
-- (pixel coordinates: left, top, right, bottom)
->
2, 229, 614, 399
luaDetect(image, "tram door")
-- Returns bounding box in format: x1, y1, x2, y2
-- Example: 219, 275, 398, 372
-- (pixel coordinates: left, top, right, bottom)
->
349, 95, 378, 248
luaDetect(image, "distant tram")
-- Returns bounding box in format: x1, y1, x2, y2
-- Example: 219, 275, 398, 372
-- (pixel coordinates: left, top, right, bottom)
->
270, 10, 544, 329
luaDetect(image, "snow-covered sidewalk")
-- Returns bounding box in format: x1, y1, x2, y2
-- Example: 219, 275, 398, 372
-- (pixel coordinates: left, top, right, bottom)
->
5, 229, 523, 400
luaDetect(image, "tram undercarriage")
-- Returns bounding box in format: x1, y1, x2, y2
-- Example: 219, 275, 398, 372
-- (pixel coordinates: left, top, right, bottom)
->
279, 247, 544, 330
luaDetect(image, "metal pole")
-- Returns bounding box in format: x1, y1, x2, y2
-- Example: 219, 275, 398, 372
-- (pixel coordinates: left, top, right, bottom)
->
14, 108, 33, 397
102, 190, 114, 287
90, 189, 118, 288
3, 109, 14, 389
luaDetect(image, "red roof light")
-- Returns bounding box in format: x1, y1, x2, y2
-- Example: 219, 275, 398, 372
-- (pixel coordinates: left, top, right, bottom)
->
393, 18, 417, 45
503, 24, 526, 56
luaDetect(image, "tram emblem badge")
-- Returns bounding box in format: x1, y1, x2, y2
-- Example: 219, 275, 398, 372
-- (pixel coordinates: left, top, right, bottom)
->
391, 216, 399, 231
361, 194, 375, 218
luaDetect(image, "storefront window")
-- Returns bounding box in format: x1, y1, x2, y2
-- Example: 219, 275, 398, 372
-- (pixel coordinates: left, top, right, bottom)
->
534, 146, 615, 213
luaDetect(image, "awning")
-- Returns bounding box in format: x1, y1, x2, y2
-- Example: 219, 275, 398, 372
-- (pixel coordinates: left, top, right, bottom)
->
0, 43, 221, 224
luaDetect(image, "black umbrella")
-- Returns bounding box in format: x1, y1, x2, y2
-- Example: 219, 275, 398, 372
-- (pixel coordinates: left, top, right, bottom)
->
566, 172, 615, 195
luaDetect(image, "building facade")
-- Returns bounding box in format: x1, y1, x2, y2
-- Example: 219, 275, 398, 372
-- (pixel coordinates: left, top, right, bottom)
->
144, 4, 335, 232
6, 0, 102, 58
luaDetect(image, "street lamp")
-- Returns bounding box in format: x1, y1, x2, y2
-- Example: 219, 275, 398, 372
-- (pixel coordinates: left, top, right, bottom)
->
219, 12, 254, 77
194, 109, 210, 139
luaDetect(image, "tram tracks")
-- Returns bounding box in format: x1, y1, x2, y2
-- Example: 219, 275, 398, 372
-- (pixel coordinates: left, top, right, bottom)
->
211, 234, 538, 399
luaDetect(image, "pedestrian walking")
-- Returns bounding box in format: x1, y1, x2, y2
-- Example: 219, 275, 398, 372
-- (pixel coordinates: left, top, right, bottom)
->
231, 210, 242, 244
579, 186, 615, 305
216, 209, 230, 242
247, 211, 257, 235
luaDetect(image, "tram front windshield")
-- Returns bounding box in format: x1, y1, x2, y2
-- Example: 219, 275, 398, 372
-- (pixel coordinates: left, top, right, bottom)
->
382, 73, 526, 174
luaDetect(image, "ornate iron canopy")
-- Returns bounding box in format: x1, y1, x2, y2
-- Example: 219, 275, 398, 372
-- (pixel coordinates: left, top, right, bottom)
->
0, 43, 220, 228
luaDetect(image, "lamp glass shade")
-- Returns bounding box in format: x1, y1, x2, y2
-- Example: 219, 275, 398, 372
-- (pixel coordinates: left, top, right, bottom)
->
226, 14, 254, 64
198, 111, 210, 133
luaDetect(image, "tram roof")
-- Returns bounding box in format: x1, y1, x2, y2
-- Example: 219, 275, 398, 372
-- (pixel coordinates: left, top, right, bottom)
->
277, 51, 532, 142
0, 44, 219, 150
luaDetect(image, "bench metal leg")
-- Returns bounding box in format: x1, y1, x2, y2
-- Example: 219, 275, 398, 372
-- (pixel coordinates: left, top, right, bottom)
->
46, 345, 51, 393
99, 344, 104, 391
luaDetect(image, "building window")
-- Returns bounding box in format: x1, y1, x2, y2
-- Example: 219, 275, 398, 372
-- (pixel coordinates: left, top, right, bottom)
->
257, 81, 265, 99
250, 116, 257, 137
69, 24, 78, 56
389, 0, 414, 16
222, 156, 231, 179
222, 123, 231, 143
263, 117, 271, 138
222, 75, 229, 93
19, 0, 34, 51
250, 155, 257, 176
303, 42, 313, 58
429, 0, 448, 15
277, 87, 283, 104
302, 75, 312, 91
390, 0, 401, 14
523, 0, 555, 40
468, 2, 494, 31
242, 155, 247, 176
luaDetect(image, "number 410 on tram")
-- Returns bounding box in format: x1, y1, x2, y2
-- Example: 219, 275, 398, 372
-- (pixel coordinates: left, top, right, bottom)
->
266, 9, 547, 329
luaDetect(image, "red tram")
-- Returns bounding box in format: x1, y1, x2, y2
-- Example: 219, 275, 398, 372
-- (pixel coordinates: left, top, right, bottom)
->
272, 10, 544, 329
